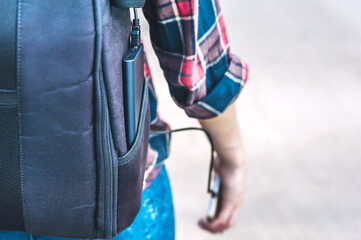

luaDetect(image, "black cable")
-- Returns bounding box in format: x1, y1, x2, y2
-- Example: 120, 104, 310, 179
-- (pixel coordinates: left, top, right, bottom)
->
131, 8, 141, 47
133, 7, 138, 20
150, 127, 215, 194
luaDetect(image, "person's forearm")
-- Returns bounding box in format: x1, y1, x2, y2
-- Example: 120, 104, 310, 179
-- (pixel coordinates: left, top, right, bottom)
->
198, 102, 246, 233
198, 102, 245, 169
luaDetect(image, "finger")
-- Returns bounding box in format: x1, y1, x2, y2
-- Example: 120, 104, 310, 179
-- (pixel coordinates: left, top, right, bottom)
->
198, 218, 221, 234
198, 201, 234, 233
228, 207, 241, 228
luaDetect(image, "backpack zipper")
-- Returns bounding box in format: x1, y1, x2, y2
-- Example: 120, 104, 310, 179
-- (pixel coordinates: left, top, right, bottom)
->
100, 72, 115, 238
94, 0, 115, 236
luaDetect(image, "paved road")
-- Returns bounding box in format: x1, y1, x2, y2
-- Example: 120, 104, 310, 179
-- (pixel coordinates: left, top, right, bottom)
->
142, 0, 361, 239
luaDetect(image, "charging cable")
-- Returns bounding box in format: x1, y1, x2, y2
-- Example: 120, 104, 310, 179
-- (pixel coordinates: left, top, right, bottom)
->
150, 127, 216, 194
131, 8, 141, 48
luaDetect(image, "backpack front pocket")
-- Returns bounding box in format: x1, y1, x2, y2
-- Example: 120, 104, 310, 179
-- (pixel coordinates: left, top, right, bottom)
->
116, 78, 150, 233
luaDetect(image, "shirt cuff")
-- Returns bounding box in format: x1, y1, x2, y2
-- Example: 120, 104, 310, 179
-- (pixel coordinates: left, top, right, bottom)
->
184, 54, 249, 119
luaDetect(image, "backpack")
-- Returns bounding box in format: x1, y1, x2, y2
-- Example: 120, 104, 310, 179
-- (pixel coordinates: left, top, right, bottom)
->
0, 0, 149, 238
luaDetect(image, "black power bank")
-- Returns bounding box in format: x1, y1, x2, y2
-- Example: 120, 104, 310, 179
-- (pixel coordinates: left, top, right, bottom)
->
122, 43, 144, 149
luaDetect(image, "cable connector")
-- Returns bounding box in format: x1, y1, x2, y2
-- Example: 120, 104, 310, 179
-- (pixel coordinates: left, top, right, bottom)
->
130, 8, 141, 48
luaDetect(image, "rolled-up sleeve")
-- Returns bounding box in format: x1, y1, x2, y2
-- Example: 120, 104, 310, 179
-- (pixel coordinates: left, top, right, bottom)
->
143, 0, 249, 119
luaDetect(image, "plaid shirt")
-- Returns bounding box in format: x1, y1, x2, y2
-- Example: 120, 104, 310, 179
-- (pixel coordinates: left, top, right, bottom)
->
142, 0, 249, 188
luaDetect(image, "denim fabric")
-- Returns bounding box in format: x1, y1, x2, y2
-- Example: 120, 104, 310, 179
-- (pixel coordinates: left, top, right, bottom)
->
0, 166, 175, 240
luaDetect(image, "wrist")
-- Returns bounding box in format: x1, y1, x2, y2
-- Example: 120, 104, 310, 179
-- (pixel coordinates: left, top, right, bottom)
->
216, 147, 245, 172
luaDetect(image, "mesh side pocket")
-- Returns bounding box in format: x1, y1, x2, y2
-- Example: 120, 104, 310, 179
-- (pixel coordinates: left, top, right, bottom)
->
0, 0, 17, 90
0, 105, 25, 231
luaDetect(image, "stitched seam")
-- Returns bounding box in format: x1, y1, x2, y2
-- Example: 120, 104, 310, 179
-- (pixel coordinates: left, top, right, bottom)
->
118, 133, 144, 166
16, 0, 29, 232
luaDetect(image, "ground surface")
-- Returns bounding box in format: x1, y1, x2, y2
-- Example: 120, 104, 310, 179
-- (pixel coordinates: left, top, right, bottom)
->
141, 0, 361, 239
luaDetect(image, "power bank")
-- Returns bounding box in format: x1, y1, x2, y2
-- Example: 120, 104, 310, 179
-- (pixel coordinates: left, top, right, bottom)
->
122, 43, 144, 149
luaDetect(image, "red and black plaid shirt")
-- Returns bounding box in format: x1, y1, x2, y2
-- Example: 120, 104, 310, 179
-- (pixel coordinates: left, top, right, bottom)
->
142, 0, 249, 188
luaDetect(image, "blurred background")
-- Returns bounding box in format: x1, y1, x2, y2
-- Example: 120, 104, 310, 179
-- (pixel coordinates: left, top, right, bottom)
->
141, 0, 361, 239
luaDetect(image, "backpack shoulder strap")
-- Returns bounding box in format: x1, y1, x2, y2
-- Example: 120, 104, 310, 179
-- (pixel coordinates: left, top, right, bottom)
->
111, 0, 146, 8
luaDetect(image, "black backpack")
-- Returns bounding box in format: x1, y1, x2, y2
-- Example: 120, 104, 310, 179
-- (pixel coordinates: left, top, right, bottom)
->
0, 0, 149, 238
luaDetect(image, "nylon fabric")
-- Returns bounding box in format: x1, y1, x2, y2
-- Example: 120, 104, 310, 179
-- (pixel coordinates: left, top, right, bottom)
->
101, 6, 129, 157
17, 1, 97, 237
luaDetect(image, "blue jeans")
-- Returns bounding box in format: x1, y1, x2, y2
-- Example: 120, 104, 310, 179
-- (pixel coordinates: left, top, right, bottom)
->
0, 166, 175, 240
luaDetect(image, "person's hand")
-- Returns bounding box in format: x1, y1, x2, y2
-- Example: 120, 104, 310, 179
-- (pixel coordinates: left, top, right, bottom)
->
198, 152, 246, 234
